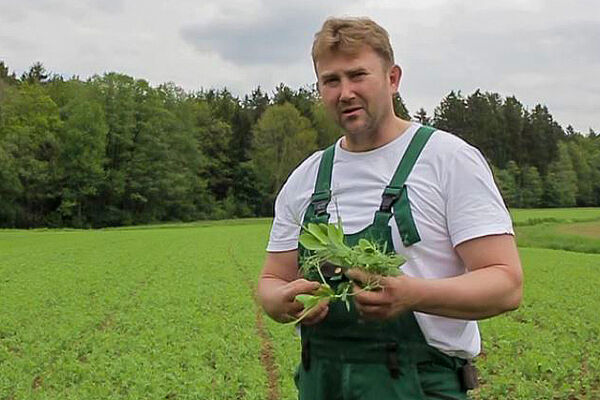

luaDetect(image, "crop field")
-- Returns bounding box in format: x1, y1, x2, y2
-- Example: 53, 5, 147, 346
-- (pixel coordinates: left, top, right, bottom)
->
1, 209, 600, 399
0, 223, 272, 400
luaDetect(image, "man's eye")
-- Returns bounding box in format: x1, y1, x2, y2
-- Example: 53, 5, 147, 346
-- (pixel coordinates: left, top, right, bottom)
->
324, 78, 339, 86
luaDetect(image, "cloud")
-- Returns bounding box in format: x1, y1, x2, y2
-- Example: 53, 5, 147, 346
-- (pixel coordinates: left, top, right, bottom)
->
0, 0, 125, 28
380, 0, 600, 130
89, 0, 124, 14
180, 0, 356, 65
0, 4, 27, 23
1, 0, 598, 131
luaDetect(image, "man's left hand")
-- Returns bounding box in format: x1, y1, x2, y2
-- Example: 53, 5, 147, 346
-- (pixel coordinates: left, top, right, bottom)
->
345, 269, 418, 320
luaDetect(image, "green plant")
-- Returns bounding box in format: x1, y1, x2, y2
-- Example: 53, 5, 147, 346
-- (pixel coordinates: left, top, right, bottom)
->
290, 221, 405, 323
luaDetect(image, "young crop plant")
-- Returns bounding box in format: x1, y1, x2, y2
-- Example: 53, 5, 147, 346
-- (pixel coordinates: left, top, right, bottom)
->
291, 220, 405, 324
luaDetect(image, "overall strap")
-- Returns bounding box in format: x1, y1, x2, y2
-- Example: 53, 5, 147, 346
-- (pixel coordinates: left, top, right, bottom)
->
373, 126, 436, 246
302, 144, 335, 225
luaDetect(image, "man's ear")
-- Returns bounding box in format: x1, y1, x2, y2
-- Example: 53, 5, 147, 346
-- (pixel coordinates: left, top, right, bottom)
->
389, 65, 402, 90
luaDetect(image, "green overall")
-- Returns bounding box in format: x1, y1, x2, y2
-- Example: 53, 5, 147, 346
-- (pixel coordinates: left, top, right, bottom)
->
296, 126, 469, 400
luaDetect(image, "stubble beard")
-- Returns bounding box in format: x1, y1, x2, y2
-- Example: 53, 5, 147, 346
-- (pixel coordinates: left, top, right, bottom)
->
338, 109, 379, 144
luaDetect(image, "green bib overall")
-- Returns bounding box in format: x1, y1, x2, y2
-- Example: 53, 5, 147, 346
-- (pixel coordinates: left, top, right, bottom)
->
296, 126, 469, 400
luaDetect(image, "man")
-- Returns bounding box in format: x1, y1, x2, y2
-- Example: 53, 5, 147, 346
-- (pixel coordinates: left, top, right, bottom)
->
258, 17, 522, 399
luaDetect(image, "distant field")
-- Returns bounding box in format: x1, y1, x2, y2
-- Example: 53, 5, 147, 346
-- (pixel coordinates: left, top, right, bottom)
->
557, 221, 600, 239
510, 207, 600, 226
1, 209, 600, 399
513, 212, 600, 254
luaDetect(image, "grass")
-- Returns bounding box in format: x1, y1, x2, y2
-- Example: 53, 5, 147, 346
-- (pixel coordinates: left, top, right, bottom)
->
516, 223, 600, 254
2, 209, 600, 399
510, 207, 600, 226
511, 207, 600, 253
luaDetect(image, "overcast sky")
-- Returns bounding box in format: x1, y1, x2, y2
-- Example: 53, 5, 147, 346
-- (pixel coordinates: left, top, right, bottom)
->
1, 0, 598, 132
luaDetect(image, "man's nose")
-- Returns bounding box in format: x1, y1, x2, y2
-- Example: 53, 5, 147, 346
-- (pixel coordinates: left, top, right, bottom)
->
339, 80, 355, 102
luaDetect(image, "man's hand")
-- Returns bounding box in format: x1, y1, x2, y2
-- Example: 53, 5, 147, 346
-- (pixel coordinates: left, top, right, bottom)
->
271, 279, 330, 325
346, 269, 417, 320
257, 250, 330, 325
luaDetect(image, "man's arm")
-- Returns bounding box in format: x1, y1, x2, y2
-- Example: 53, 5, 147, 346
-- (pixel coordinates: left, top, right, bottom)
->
257, 250, 330, 325
348, 234, 523, 320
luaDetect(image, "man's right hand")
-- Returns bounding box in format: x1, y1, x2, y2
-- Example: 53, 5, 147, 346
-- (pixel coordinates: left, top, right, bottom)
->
271, 278, 330, 325
257, 250, 330, 326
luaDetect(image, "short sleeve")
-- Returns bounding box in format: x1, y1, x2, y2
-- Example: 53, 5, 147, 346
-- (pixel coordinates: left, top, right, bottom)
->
266, 178, 303, 252
443, 144, 514, 247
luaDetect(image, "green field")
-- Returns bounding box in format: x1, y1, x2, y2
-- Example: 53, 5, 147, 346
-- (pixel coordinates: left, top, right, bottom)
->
510, 207, 600, 226
1, 209, 600, 399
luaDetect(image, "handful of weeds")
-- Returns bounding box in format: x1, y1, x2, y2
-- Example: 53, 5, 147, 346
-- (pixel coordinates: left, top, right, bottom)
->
291, 220, 404, 324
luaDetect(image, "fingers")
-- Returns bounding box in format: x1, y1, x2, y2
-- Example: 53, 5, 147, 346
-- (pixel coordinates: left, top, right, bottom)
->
349, 274, 395, 320
354, 289, 385, 305
355, 303, 389, 320
345, 268, 384, 290
278, 279, 327, 324
351, 281, 387, 305
299, 299, 330, 326
289, 301, 304, 315
351, 283, 392, 318
302, 305, 329, 325
344, 268, 371, 285
283, 279, 321, 301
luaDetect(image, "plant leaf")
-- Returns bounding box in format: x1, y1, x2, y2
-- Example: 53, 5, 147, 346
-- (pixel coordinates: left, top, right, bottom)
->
315, 284, 335, 297
328, 255, 348, 267
295, 294, 319, 309
327, 223, 344, 247
299, 233, 327, 250
358, 238, 374, 252
336, 217, 344, 240
306, 223, 329, 244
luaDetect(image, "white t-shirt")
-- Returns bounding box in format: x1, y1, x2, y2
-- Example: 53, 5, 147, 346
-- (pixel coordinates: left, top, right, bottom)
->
267, 122, 514, 359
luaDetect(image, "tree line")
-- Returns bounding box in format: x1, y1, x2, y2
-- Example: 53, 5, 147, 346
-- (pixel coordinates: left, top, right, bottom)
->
1, 61, 598, 228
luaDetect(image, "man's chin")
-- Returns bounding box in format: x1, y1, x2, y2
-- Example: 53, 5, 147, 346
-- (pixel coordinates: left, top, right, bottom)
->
341, 120, 369, 136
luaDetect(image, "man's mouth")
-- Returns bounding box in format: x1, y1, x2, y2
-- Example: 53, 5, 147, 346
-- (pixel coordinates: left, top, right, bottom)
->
341, 106, 362, 116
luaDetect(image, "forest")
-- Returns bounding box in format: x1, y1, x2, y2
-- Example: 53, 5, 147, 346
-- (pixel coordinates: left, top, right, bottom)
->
1, 61, 599, 228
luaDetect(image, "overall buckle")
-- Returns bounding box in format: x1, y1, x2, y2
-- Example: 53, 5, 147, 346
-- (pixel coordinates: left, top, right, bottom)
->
379, 187, 402, 213
313, 199, 329, 216
311, 191, 331, 216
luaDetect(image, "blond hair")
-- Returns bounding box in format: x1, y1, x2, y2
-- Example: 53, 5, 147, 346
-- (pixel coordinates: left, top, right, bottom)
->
312, 17, 395, 70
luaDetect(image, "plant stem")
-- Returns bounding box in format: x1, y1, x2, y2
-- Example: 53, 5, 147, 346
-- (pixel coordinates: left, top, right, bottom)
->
316, 264, 327, 285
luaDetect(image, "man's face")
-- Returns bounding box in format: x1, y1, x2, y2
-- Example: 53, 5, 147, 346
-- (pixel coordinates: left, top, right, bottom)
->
315, 46, 398, 138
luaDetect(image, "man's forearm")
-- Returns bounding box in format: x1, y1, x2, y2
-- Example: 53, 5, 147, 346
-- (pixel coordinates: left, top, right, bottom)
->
257, 275, 291, 322
409, 264, 522, 320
